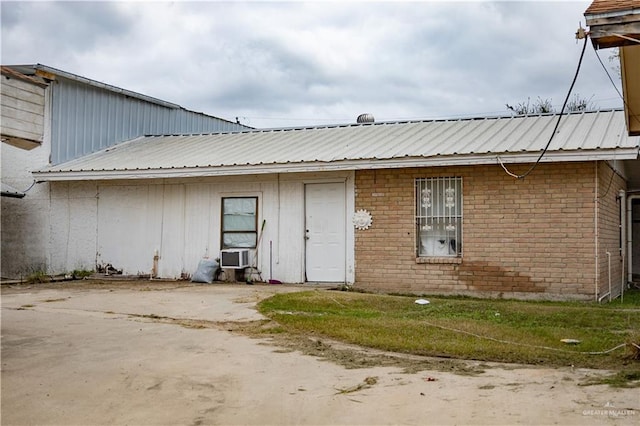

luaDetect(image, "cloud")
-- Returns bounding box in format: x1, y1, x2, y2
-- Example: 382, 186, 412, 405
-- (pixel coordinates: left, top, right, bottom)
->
1, 1, 134, 64
0, 1, 621, 128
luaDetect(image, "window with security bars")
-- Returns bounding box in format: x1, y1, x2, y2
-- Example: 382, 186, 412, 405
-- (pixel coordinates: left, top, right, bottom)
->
415, 177, 462, 257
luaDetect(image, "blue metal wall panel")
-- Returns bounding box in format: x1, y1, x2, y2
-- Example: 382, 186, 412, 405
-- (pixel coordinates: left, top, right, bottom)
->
50, 77, 246, 164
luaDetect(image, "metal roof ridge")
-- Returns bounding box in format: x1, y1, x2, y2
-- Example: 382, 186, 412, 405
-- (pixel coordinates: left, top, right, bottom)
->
3, 64, 246, 127
135, 109, 624, 138
29, 64, 182, 109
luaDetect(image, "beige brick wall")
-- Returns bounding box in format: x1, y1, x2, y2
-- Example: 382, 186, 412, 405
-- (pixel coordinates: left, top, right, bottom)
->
596, 162, 627, 300
354, 161, 622, 300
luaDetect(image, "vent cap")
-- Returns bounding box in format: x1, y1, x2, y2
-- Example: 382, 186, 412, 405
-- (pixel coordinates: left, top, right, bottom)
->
356, 113, 375, 123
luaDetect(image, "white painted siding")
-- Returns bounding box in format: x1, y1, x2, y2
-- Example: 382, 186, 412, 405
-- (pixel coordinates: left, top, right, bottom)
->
49, 182, 98, 273
0, 75, 45, 144
96, 185, 163, 275
273, 179, 306, 282
53, 172, 356, 283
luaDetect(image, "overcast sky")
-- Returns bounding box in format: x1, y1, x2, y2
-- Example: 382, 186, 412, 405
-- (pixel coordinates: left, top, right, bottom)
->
0, 0, 623, 129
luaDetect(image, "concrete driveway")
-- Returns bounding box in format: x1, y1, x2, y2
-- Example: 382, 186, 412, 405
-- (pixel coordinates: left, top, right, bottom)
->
1, 281, 638, 425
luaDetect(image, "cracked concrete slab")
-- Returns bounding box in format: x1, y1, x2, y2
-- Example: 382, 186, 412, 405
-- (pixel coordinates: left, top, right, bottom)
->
2, 281, 638, 425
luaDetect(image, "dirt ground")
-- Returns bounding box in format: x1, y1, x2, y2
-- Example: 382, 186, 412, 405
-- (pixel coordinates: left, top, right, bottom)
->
1, 280, 638, 425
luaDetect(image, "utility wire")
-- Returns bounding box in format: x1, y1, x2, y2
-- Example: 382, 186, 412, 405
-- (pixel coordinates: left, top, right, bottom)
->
598, 163, 617, 199
498, 36, 589, 180
22, 180, 38, 193
5, 180, 39, 194
593, 46, 640, 129
422, 320, 628, 355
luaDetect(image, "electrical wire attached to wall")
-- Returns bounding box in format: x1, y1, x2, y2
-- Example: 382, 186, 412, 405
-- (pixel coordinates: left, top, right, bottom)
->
598, 163, 618, 199
21, 180, 38, 193
498, 36, 589, 180
1, 180, 39, 198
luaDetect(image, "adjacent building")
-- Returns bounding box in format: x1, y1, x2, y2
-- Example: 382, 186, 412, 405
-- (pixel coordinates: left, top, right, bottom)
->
2, 63, 639, 301
1, 64, 248, 278
32, 110, 640, 301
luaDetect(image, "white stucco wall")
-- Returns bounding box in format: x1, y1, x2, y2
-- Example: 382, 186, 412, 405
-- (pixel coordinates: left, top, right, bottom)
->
1, 86, 51, 279
0, 176, 50, 277
47, 171, 355, 283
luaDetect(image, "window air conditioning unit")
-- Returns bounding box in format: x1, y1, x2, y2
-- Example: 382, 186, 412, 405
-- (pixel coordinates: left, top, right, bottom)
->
220, 249, 250, 269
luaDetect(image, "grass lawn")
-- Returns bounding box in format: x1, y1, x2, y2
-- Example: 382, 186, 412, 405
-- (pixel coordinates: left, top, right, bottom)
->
258, 288, 640, 376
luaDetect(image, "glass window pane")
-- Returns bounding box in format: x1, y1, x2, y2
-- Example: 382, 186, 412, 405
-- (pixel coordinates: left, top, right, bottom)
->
223, 232, 257, 248
221, 197, 258, 249
223, 214, 256, 231
223, 198, 256, 215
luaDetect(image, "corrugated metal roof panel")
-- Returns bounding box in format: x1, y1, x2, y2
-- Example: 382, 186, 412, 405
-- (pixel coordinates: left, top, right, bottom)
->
36, 110, 640, 179
48, 77, 248, 165
1, 182, 26, 198
4, 64, 250, 165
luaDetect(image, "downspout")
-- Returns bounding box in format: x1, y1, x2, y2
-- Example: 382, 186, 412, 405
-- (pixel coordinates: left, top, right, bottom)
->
594, 162, 599, 302
628, 194, 640, 285
619, 189, 626, 302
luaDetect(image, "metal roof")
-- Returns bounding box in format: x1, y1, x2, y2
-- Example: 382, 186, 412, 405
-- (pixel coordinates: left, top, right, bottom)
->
34, 109, 640, 181
1, 183, 26, 198
585, 0, 639, 16
8, 64, 182, 109
3, 64, 252, 165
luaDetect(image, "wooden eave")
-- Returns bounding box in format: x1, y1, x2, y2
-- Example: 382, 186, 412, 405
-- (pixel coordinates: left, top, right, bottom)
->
0, 66, 48, 88
1, 135, 41, 151
585, 8, 640, 49
620, 45, 640, 136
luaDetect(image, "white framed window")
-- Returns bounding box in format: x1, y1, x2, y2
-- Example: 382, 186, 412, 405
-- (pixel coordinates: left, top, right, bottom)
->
415, 177, 462, 257
221, 197, 258, 249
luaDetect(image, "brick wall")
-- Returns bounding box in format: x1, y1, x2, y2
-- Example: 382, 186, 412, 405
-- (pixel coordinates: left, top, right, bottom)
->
354, 162, 613, 300
596, 162, 627, 300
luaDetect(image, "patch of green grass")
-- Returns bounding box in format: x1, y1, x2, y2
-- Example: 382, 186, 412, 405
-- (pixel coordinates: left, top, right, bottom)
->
71, 269, 93, 279
258, 289, 640, 371
25, 270, 49, 284
580, 370, 640, 388
17, 304, 35, 310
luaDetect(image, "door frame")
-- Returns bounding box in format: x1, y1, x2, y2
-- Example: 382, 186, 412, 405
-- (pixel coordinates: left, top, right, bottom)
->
302, 175, 355, 284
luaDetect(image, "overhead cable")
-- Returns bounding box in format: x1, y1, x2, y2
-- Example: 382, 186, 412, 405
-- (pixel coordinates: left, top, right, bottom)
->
593, 45, 640, 129
498, 36, 588, 180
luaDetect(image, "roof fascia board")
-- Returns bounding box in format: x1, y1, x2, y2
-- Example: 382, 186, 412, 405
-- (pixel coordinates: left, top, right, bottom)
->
585, 9, 640, 22
0, 66, 49, 88
32, 149, 640, 182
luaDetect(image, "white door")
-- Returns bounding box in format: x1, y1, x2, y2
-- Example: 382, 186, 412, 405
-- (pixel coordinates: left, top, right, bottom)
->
305, 183, 346, 282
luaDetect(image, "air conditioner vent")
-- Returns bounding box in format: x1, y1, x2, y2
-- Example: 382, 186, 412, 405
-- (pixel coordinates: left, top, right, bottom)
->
220, 249, 250, 269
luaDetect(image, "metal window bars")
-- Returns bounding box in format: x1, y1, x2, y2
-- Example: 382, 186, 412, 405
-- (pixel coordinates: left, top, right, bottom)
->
415, 177, 462, 257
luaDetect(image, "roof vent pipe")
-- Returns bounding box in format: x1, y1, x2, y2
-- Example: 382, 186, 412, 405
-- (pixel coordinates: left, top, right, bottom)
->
357, 113, 375, 123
